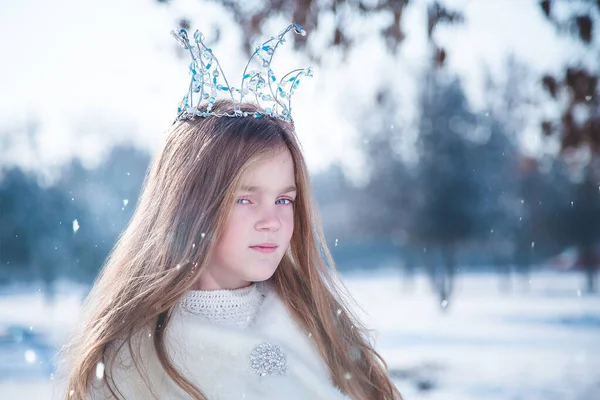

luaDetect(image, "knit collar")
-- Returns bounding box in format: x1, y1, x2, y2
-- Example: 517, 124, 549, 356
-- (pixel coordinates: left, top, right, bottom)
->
178, 283, 265, 329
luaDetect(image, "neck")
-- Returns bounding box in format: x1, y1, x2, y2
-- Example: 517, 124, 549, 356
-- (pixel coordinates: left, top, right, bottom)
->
193, 271, 251, 290
179, 283, 265, 329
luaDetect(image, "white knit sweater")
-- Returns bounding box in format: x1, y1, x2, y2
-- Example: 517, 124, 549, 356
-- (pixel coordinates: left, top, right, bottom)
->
81, 282, 351, 400
177, 284, 265, 329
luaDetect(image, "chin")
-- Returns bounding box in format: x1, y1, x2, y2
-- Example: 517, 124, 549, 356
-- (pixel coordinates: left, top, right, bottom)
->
249, 265, 279, 282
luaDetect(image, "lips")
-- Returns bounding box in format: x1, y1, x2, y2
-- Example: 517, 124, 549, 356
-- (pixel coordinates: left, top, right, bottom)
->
250, 243, 278, 254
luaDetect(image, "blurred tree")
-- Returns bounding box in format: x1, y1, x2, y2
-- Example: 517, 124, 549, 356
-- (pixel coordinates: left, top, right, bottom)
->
311, 164, 358, 241
562, 168, 600, 293
159, 0, 412, 58
0, 169, 40, 281
515, 157, 575, 286
343, 2, 467, 303
425, 1, 463, 68
0, 168, 87, 302
0, 145, 149, 295
352, 91, 419, 285
539, 0, 600, 292
481, 56, 552, 292
414, 74, 489, 308
408, 2, 467, 309
355, 73, 508, 306
56, 145, 150, 283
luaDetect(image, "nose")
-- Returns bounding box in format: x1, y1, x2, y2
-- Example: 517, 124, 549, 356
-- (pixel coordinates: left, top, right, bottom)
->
255, 205, 282, 232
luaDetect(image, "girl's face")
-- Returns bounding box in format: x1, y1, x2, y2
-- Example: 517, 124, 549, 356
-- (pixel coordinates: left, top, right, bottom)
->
198, 148, 296, 290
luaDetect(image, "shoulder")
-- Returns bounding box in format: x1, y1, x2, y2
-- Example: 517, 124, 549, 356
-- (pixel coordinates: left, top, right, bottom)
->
84, 330, 175, 399
252, 283, 327, 372
253, 285, 351, 398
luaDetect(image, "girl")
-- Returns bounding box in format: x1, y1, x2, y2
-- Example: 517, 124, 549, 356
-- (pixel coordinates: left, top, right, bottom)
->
58, 25, 402, 400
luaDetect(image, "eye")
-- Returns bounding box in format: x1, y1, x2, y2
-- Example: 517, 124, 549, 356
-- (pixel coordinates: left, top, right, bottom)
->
236, 198, 252, 205
276, 198, 294, 205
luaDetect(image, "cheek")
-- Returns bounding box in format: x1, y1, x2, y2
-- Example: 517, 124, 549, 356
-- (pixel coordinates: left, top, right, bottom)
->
219, 213, 249, 246
282, 209, 295, 237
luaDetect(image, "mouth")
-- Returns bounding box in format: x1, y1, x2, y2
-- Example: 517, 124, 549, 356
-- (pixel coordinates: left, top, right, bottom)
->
249, 244, 278, 254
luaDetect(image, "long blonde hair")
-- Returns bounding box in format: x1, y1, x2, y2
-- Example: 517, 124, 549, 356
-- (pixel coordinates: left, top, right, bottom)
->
60, 100, 402, 399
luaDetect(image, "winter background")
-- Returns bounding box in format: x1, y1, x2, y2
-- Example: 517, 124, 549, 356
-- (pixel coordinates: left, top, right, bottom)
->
1, 0, 600, 399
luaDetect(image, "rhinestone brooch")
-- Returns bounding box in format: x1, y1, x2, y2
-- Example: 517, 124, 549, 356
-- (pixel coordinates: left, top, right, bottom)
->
250, 342, 287, 376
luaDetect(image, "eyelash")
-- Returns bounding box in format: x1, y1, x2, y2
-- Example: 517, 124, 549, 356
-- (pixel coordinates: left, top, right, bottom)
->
236, 197, 295, 205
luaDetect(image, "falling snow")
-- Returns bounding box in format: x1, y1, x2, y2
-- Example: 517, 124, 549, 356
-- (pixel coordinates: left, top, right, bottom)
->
95, 362, 105, 379
24, 350, 36, 364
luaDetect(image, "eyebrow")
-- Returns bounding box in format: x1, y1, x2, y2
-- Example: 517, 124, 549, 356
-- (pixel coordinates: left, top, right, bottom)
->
239, 185, 297, 193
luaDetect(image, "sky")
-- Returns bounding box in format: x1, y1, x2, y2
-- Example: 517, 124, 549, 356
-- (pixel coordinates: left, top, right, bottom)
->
0, 0, 584, 183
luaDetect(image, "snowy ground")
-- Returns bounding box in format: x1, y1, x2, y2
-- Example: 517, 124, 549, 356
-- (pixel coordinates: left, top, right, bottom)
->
345, 270, 600, 400
0, 270, 598, 399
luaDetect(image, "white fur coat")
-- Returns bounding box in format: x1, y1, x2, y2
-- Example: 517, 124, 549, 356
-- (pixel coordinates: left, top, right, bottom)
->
84, 286, 351, 400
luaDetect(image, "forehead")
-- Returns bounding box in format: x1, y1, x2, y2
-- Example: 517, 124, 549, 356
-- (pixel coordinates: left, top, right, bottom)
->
239, 148, 296, 189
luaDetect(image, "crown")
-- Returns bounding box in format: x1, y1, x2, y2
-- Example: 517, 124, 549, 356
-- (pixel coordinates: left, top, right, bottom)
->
171, 23, 313, 123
